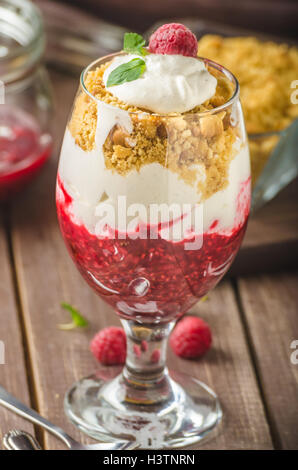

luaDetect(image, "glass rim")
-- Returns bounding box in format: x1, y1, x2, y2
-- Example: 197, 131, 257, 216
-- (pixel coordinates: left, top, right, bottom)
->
0, 0, 44, 82
80, 52, 240, 117
248, 125, 294, 139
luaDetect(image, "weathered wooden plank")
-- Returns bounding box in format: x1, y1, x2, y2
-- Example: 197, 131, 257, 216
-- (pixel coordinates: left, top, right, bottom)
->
171, 282, 273, 449
238, 272, 298, 449
230, 180, 298, 276
0, 210, 34, 441
244, 182, 298, 249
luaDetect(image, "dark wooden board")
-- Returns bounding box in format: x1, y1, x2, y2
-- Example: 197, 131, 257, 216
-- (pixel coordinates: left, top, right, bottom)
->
238, 272, 298, 449
231, 180, 298, 276
0, 210, 35, 442
172, 284, 273, 450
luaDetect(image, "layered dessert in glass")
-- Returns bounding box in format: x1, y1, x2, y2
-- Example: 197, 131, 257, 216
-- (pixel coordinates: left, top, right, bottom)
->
56, 23, 251, 448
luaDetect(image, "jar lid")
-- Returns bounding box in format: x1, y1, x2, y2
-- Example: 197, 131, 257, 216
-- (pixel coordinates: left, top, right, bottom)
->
0, 0, 44, 84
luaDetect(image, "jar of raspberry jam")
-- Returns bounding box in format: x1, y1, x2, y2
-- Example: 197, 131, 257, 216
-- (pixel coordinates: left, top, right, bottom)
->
0, 0, 53, 201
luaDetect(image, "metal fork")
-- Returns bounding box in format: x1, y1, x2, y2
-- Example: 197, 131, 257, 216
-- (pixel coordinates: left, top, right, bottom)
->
0, 385, 136, 450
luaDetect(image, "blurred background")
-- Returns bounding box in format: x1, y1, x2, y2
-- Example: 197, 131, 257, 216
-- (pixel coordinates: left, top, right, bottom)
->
60, 0, 297, 38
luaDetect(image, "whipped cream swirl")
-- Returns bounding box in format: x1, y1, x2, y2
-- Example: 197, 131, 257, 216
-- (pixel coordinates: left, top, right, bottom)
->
103, 53, 217, 114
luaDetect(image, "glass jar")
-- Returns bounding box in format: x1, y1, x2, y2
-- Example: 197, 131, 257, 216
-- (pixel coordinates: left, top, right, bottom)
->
0, 0, 54, 200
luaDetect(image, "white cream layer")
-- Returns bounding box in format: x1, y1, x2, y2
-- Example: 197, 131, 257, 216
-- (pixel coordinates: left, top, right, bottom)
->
103, 54, 217, 114
58, 101, 250, 236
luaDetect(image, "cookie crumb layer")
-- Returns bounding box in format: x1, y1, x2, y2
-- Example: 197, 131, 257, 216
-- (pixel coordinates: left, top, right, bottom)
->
69, 58, 239, 200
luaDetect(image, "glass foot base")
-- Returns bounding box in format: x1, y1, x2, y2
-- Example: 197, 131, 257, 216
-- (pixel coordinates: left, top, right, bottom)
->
64, 368, 222, 449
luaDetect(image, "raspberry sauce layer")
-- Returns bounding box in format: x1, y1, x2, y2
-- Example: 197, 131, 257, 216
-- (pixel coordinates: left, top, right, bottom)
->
56, 176, 250, 322
0, 105, 52, 200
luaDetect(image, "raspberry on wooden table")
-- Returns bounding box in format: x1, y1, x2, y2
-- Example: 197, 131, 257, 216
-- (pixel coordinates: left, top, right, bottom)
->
90, 326, 126, 365
170, 316, 212, 359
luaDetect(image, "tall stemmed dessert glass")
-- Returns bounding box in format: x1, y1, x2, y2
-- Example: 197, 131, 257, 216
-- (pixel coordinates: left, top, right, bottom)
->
56, 24, 251, 448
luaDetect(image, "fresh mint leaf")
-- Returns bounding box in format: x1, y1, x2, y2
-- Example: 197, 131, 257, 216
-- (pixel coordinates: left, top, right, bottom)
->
138, 47, 149, 56
123, 32, 148, 56
124, 33, 145, 53
58, 303, 89, 330
107, 58, 146, 87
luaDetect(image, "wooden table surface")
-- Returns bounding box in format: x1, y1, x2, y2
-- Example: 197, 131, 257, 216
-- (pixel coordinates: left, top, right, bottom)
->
0, 69, 297, 450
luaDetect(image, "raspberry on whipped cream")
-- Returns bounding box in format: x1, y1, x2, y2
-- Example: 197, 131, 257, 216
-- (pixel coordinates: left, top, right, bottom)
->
103, 53, 217, 114
99, 23, 216, 114
149, 23, 198, 57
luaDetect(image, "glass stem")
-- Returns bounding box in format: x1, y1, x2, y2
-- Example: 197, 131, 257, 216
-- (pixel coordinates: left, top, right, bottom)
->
120, 319, 175, 405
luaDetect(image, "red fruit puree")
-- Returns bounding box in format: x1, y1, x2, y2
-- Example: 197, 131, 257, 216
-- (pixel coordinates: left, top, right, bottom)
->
56, 176, 250, 322
0, 105, 52, 200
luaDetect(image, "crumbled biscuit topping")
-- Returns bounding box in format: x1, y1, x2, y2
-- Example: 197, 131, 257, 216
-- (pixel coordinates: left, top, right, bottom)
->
197, 35, 298, 134
197, 35, 298, 185
69, 58, 239, 200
